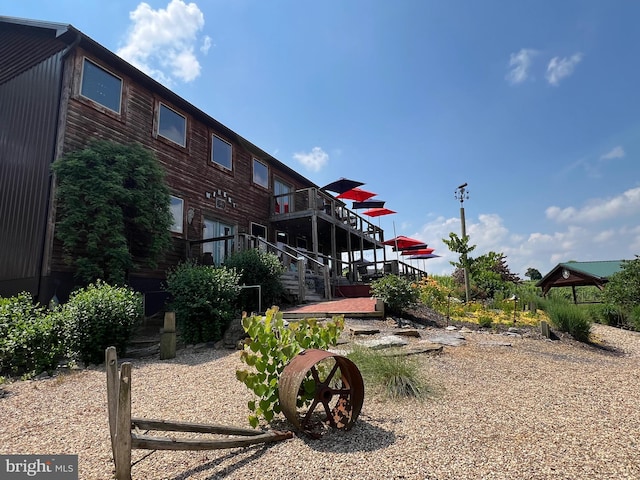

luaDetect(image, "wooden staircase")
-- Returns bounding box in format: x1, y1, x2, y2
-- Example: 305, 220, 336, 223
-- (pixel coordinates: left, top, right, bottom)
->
280, 270, 326, 304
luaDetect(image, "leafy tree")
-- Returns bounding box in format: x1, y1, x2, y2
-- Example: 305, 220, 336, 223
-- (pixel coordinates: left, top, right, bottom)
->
53, 140, 173, 285
603, 256, 640, 309
525, 267, 543, 281
442, 232, 476, 271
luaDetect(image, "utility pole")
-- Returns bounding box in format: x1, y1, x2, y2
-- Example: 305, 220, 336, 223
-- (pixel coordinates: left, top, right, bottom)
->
455, 183, 471, 303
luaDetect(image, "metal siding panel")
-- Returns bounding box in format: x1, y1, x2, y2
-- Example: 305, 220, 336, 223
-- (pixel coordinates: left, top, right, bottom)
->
0, 52, 62, 291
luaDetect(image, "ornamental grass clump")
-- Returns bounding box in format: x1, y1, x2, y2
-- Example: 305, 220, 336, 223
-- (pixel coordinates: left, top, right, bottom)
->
347, 346, 427, 400
541, 298, 591, 342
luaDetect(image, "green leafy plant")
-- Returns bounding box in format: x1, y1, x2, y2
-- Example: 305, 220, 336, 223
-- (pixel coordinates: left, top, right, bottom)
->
477, 314, 493, 328
236, 308, 344, 427
224, 249, 285, 311
370, 274, 420, 315
540, 298, 591, 342
347, 346, 427, 399
0, 293, 65, 376
165, 261, 241, 344
53, 140, 173, 285
60, 281, 142, 364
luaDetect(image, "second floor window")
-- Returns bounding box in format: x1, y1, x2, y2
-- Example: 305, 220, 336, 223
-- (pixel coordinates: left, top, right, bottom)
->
253, 158, 269, 188
80, 58, 122, 113
212, 135, 232, 170
158, 104, 186, 146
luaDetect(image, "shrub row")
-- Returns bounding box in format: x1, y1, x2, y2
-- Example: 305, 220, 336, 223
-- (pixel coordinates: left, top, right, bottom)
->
0, 282, 141, 377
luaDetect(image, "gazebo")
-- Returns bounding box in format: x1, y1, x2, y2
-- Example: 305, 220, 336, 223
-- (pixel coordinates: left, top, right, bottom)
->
536, 261, 625, 303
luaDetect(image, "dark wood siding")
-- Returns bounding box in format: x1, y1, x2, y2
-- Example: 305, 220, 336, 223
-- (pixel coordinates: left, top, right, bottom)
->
51, 48, 309, 280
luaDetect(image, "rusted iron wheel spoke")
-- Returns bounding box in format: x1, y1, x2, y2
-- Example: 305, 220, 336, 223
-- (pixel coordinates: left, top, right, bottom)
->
310, 366, 321, 384
302, 398, 320, 425
323, 361, 340, 386
321, 400, 336, 427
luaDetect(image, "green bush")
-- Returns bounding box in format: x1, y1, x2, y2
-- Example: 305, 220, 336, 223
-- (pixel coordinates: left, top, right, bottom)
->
224, 249, 285, 311
165, 261, 241, 344
347, 346, 426, 399
371, 274, 420, 315
587, 303, 627, 327
60, 281, 142, 364
629, 305, 640, 332
236, 308, 344, 427
0, 293, 65, 376
477, 314, 493, 328
541, 298, 592, 342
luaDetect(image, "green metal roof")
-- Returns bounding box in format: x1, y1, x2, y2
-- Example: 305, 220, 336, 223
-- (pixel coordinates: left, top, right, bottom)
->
559, 261, 625, 280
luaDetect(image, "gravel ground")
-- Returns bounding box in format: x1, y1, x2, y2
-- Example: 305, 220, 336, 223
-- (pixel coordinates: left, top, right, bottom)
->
1, 322, 639, 480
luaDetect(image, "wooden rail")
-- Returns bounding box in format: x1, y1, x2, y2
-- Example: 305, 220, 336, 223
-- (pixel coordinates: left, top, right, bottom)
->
105, 347, 294, 479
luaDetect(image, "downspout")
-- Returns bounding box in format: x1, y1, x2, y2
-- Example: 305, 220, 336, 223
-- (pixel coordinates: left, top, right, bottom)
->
37, 29, 82, 304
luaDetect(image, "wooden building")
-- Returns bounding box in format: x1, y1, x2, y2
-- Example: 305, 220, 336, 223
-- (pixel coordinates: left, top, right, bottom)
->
0, 16, 425, 306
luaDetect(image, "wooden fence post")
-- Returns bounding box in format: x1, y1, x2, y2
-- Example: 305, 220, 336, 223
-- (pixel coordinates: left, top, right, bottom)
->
115, 362, 133, 480
160, 312, 176, 360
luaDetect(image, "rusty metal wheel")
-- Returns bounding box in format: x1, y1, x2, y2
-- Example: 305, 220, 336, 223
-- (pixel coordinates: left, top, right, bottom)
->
279, 349, 364, 434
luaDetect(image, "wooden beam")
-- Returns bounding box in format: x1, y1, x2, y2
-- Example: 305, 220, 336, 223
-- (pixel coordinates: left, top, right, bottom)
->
131, 430, 294, 451
106, 347, 119, 463
131, 418, 265, 436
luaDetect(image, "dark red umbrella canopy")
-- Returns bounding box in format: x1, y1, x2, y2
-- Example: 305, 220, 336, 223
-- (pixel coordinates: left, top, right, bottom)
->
337, 187, 377, 202
322, 178, 365, 194
401, 248, 435, 256
362, 207, 396, 217
382, 235, 425, 249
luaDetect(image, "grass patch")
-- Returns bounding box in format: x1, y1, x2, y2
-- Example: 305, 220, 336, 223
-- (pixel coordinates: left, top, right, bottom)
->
541, 298, 592, 342
347, 346, 428, 400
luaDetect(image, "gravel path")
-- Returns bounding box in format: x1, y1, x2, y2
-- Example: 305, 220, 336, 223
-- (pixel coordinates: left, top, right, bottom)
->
1, 323, 639, 479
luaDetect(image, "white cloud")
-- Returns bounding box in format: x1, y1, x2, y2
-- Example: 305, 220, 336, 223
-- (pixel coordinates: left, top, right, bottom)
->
546, 187, 640, 223
506, 49, 538, 85
546, 53, 583, 86
200, 35, 212, 54
116, 0, 208, 85
293, 147, 329, 172
600, 146, 625, 161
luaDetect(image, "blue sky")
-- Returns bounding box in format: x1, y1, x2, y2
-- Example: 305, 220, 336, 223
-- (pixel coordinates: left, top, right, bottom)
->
4, 0, 640, 277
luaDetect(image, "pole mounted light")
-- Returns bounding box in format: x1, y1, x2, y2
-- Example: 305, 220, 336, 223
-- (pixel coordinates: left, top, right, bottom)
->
454, 183, 471, 303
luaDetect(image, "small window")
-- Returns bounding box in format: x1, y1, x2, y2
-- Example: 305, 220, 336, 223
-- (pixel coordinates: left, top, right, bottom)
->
252, 158, 269, 188
212, 135, 232, 170
170, 196, 184, 233
80, 58, 122, 113
158, 104, 186, 146
251, 223, 267, 238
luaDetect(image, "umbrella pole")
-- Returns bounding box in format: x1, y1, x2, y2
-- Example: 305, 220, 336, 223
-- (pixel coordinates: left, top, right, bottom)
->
393, 221, 399, 264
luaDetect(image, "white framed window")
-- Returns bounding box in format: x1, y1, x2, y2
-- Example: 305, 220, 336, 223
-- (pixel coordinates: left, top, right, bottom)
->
158, 103, 186, 146
252, 158, 269, 188
212, 135, 232, 170
170, 196, 184, 233
80, 58, 122, 113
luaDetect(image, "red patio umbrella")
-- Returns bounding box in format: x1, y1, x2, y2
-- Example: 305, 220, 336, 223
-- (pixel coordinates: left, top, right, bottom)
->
401, 248, 435, 256
362, 207, 396, 217
337, 187, 377, 202
382, 235, 425, 250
